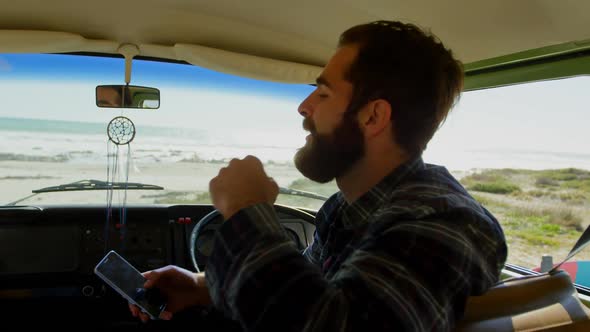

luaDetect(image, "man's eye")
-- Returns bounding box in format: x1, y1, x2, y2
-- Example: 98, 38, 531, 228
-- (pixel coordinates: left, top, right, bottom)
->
318, 94, 329, 98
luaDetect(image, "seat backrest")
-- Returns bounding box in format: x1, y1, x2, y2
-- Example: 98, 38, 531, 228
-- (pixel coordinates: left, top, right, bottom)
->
456, 206, 590, 331
455, 269, 590, 331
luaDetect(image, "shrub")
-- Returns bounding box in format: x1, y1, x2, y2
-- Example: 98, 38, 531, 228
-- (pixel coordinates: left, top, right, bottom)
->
469, 182, 521, 194
535, 177, 559, 187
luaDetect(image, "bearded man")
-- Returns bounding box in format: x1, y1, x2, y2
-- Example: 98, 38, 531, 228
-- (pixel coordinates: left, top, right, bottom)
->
130, 20, 507, 332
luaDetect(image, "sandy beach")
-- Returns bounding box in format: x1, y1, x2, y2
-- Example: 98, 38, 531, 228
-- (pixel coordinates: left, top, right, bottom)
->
0, 159, 309, 206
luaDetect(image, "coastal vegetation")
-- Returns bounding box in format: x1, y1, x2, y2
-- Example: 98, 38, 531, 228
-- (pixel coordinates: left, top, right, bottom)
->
461, 168, 589, 268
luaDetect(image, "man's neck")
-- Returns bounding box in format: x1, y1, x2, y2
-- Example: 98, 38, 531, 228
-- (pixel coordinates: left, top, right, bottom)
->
336, 146, 410, 204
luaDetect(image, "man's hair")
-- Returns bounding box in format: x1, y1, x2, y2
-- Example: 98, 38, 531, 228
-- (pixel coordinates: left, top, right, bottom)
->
339, 20, 464, 156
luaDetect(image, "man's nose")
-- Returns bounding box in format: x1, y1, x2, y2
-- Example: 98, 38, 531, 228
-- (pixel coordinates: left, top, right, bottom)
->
298, 98, 312, 118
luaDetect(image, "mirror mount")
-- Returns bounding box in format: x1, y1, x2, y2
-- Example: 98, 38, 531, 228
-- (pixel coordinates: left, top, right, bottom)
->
117, 43, 140, 85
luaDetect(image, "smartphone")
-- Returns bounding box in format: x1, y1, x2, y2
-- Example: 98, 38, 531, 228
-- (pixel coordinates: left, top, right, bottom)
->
94, 250, 167, 320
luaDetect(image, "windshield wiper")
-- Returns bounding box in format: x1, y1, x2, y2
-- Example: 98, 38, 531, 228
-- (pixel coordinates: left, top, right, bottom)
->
278, 187, 329, 201
6, 180, 327, 206
6, 179, 163, 206
31, 179, 164, 193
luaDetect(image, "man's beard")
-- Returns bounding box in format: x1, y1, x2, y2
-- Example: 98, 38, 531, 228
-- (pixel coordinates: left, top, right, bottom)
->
294, 112, 365, 183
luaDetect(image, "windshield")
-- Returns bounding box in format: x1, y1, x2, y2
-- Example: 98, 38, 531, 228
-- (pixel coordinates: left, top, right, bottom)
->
0, 53, 335, 210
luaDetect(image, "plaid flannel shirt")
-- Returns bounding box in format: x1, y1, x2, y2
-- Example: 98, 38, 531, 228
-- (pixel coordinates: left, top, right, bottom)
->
206, 157, 507, 331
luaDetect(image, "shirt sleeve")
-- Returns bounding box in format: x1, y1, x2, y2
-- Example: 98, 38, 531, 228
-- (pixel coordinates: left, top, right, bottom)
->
302, 230, 322, 265
205, 202, 504, 332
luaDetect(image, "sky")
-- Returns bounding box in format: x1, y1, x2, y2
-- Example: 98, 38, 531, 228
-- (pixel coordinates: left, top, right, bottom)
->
431, 76, 590, 154
0, 53, 312, 102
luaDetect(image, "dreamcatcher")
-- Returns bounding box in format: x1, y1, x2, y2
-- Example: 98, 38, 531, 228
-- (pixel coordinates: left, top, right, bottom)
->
104, 115, 136, 250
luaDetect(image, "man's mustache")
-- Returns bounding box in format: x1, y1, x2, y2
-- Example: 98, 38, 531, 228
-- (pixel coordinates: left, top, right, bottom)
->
302, 118, 315, 133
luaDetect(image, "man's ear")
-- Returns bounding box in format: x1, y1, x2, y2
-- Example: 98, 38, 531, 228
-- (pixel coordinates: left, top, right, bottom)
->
358, 99, 392, 138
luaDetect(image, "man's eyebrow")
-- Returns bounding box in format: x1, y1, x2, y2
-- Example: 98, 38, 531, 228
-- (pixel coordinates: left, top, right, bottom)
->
315, 76, 332, 89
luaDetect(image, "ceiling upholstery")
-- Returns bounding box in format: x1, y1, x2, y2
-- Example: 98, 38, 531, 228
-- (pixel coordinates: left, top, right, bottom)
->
1, 0, 588, 81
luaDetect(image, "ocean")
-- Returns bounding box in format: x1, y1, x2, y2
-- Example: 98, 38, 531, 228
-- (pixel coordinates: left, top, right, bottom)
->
1, 116, 589, 172
0, 116, 300, 165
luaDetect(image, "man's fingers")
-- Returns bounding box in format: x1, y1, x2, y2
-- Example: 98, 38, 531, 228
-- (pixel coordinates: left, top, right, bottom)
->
244, 155, 260, 164
268, 177, 278, 193
144, 277, 156, 289
267, 177, 279, 201
228, 158, 240, 167
143, 270, 161, 288
129, 303, 139, 317
159, 310, 173, 320
129, 303, 150, 323
139, 311, 150, 323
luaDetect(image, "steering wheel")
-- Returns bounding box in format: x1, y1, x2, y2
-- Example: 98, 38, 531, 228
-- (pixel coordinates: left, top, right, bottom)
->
189, 204, 316, 272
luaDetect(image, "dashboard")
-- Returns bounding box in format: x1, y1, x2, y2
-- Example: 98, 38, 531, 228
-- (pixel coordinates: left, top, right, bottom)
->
0, 204, 316, 329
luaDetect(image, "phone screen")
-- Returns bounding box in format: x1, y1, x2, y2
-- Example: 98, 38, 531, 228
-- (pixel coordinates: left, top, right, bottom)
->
94, 250, 166, 319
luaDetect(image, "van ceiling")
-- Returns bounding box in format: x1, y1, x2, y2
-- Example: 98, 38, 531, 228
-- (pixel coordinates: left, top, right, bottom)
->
1, 0, 589, 67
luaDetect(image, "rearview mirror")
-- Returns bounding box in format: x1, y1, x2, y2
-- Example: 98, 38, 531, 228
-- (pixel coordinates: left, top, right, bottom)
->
96, 85, 160, 109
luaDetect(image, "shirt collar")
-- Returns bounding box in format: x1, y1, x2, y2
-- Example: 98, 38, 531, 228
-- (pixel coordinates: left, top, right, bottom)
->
338, 156, 425, 229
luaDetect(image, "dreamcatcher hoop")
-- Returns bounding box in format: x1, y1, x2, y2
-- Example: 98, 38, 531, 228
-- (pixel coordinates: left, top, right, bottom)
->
107, 116, 136, 145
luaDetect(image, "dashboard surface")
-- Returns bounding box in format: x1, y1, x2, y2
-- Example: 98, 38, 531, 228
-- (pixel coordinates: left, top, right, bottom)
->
0, 204, 315, 330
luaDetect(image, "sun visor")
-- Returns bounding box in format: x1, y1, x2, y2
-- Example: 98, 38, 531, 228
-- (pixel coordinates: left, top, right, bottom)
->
0, 30, 118, 54
0, 30, 322, 84
174, 43, 322, 84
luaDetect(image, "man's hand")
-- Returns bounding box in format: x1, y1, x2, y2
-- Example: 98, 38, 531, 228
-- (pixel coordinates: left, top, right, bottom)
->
128, 266, 211, 323
209, 155, 279, 220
